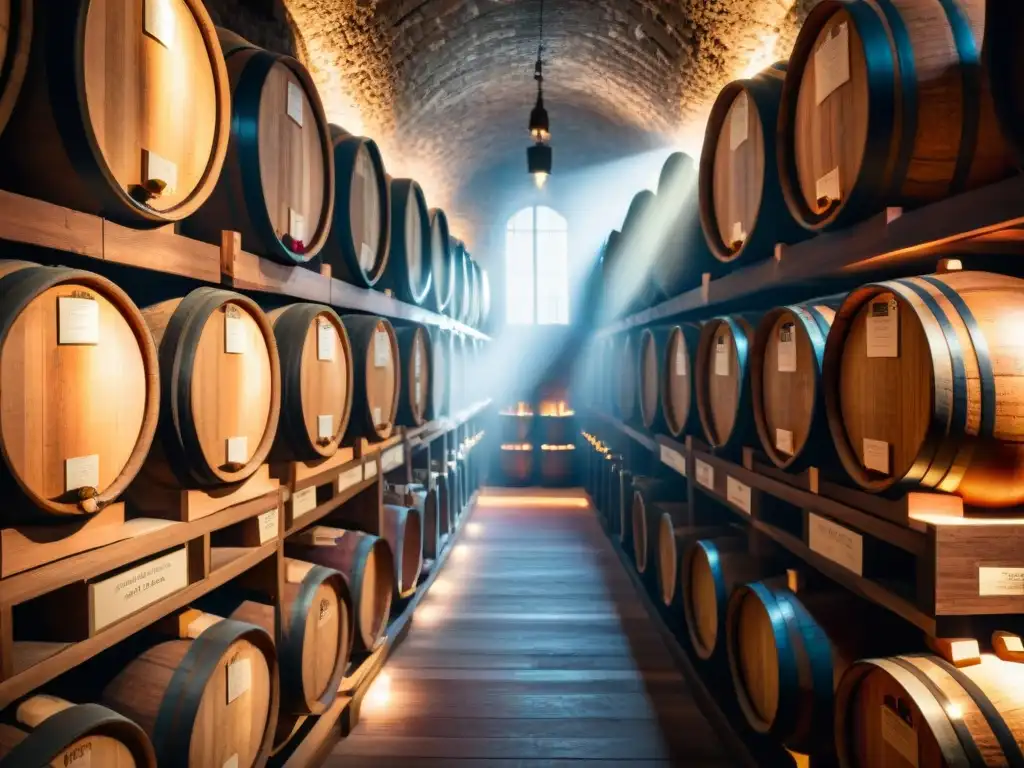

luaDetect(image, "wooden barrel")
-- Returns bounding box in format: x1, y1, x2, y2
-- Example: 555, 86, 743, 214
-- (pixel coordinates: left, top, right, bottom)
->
835, 653, 1024, 767
630, 477, 676, 574
452, 240, 471, 325
0, 0, 230, 226
0, 261, 159, 518
102, 617, 278, 768
696, 314, 759, 455
427, 465, 453, 536
987, 2, 1024, 167
268, 303, 353, 462
638, 328, 663, 430
651, 152, 716, 297
600, 231, 623, 320
340, 315, 399, 441
385, 178, 432, 305
286, 527, 395, 652
428, 327, 451, 419
538, 444, 575, 487
382, 503, 424, 599
428, 209, 454, 313
499, 444, 533, 485
138, 288, 280, 489
410, 484, 440, 558
395, 325, 431, 427
616, 333, 639, 422
823, 271, 1024, 507
324, 126, 390, 288
699, 63, 810, 264
751, 300, 839, 472
479, 266, 491, 330
0, 696, 156, 767
620, 191, 665, 312
183, 29, 333, 264
660, 323, 701, 437
777, 0, 1014, 233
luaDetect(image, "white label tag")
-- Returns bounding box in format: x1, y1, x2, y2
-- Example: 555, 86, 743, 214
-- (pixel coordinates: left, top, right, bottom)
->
58, 296, 100, 345
364, 461, 378, 479
695, 459, 715, 490
65, 454, 99, 492
360, 242, 376, 271
288, 208, 305, 243
660, 445, 687, 477
317, 321, 335, 361
226, 436, 248, 465
90, 547, 188, 632
414, 345, 422, 378
866, 299, 899, 358
1006, 635, 1024, 652
317, 414, 333, 440
714, 333, 730, 377
816, 166, 841, 204
777, 322, 797, 373
880, 706, 919, 767
286, 81, 304, 127
143, 0, 176, 48
227, 659, 252, 704
730, 220, 746, 246
808, 513, 864, 575
337, 465, 363, 493
372, 406, 383, 425
223, 755, 239, 768
674, 343, 686, 376
374, 330, 390, 368
862, 438, 890, 475
143, 148, 178, 195
815, 22, 851, 105
257, 508, 278, 544
978, 567, 1024, 596
291, 486, 317, 519
224, 311, 247, 355
776, 428, 794, 455
726, 477, 752, 514
729, 91, 749, 150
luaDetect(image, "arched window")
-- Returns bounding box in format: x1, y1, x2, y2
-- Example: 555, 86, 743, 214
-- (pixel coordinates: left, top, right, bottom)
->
505, 205, 569, 325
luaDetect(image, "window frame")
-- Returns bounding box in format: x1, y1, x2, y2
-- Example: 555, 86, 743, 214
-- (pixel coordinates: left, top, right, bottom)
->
505, 205, 569, 326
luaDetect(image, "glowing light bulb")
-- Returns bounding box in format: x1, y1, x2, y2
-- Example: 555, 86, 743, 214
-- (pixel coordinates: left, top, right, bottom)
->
533, 171, 548, 189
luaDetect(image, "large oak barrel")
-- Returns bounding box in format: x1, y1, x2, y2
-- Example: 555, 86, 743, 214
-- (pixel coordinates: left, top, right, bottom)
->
286, 527, 395, 652
0, 696, 156, 767
651, 152, 715, 297
615, 333, 639, 422
0, 0, 230, 226
324, 126, 390, 288
102, 617, 278, 768
751, 300, 839, 472
777, 0, 1014, 232
383, 503, 424, 599
138, 288, 281, 489
452, 240, 471, 325
428, 209, 454, 314
823, 271, 1024, 507
696, 314, 759, 455
395, 324, 431, 427
427, 327, 451, 419
384, 178, 432, 305
340, 315, 400, 441
268, 303, 353, 462
835, 653, 1024, 767
0, 0, 30, 142
0, 261, 160, 519
699, 63, 809, 264
184, 29, 333, 264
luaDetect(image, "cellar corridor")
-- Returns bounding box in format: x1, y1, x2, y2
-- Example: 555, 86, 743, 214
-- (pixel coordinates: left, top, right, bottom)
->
327, 490, 732, 767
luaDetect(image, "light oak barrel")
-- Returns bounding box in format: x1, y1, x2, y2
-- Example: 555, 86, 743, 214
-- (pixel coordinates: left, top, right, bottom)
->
822, 271, 1024, 506
662, 323, 702, 438
987, 0, 1024, 166
652, 152, 716, 297
777, 0, 1014, 232
656, 521, 734, 609
339, 315, 399, 441
0, 260, 159, 519
428, 208, 454, 314
324, 125, 390, 288
751, 300, 840, 472
835, 653, 1024, 767
451, 240, 471, 325
384, 178, 432, 305
183, 28, 333, 264
0, 0, 30, 142
0, 0, 229, 226
101, 618, 278, 768
699, 62, 810, 264
139, 287, 280, 488
382, 503, 424, 599
0, 696, 155, 768
268, 303, 353, 462
696, 314, 760, 455
428, 326, 451, 419
395, 324, 432, 427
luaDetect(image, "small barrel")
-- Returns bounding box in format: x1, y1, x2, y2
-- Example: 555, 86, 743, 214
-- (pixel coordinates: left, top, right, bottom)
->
184, 29, 333, 264
395, 324, 431, 427
340, 315, 400, 441
777, 0, 1014, 233
268, 303, 353, 462
0, 696, 156, 768
449, 332, 467, 412
102, 617, 279, 768
0, 261, 160, 519
382, 503, 424, 599
428, 466, 453, 536
286, 527, 395, 652
0, 0, 230, 226
637, 328, 663, 430
648, 503, 687, 604
616, 333, 639, 422
427, 327, 451, 419
699, 62, 809, 264
696, 314, 759, 455
751, 300, 838, 472
651, 152, 715, 297
385, 178, 432, 305
428, 209, 454, 313
823, 271, 1024, 507
139, 288, 281, 488
324, 126, 390, 288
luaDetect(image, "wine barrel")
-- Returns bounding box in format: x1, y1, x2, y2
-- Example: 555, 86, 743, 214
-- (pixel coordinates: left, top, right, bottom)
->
751, 300, 839, 472
452, 240, 471, 325
479, 266, 492, 331
777, 0, 1014, 233
466, 258, 481, 328
427, 327, 451, 419
268, 303, 353, 462
619, 191, 665, 312
651, 152, 716, 297
428, 464, 453, 536
102, 617, 278, 768
395, 325, 431, 427
340, 315, 400, 441
0, 0, 29, 143
630, 477, 677, 574
823, 271, 1024, 507
699, 63, 810, 264
382, 503, 424, 599
696, 314, 759, 455
0, 696, 156, 768
286, 527, 394, 651
0, 261, 159, 519
324, 126, 390, 288
835, 653, 1024, 767
428, 209, 454, 314
616, 333, 639, 422
184, 29, 333, 264
661, 323, 701, 437
385, 178, 432, 305
0, 0, 230, 226
138, 288, 280, 489
637, 328, 663, 431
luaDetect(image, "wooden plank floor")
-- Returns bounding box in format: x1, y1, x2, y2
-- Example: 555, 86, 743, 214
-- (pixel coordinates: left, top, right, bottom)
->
327, 491, 733, 767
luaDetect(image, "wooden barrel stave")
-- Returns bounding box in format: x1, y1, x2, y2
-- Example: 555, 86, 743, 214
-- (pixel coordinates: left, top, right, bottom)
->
395, 325, 431, 427
340, 315, 400, 441
428, 209, 454, 313
696, 314, 759, 455
987, 2, 1024, 167
654, 515, 726, 608
382, 503, 424, 599
385, 178, 432, 305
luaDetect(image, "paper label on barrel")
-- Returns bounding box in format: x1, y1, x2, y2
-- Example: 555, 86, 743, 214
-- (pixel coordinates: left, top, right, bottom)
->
317, 320, 335, 361
286, 81, 304, 127
777, 322, 797, 372
726, 477, 752, 514
1006, 635, 1024, 652
814, 21, 850, 105
58, 296, 100, 345
808, 513, 863, 575
257, 508, 278, 544
227, 658, 252, 704
224, 309, 247, 355
880, 706, 918, 767
143, 148, 178, 195
223, 756, 239, 768
372, 406, 383, 425
866, 299, 899, 358
674, 342, 686, 376
776, 428, 794, 455
338, 465, 363, 492
288, 208, 306, 243
291, 486, 317, 519
695, 459, 715, 490
862, 438, 889, 475
660, 444, 687, 477
226, 436, 248, 465
65, 454, 99, 493
374, 330, 390, 367
714, 334, 730, 377
144, 0, 176, 48
360, 243, 376, 272
978, 567, 1024, 596
729, 91, 749, 150
89, 547, 188, 632
815, 166, 841, 204
318, 414, 334, 440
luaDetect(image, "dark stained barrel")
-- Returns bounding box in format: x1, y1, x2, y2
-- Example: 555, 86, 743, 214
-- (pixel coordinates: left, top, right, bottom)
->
428, 209, 454, 313
652, 152, 716, 296
385, 178, 432, 305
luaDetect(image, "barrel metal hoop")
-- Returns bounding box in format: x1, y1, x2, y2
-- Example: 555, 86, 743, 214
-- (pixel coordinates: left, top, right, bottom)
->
275, 304, 322, 457
720, 316, 753, 452
746, 582, 799, 735
871, 0, 918, 203
935, 0, 982, 194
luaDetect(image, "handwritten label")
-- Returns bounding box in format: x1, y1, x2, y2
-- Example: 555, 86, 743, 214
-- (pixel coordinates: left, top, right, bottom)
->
224, 309, 247, 354
695, 459, 715, 490
58, 296, 99, 345
317, 320, 335, 361
660, 444, 687, 477
257, 508, 278, 544
777, 322, 797, 372
288, 207, 305, 243
880, 706, 918, 767
291, 486, 317, 519
65, 454, 99, 493
816, 166, 841, 204
337, 465, 363, 493
374, 330, 390, 367
59, 742, 93, 768
227, 658, 252, 703
979, 567, 1024, 596
317, 414, 333, 440
815, 21, 850, 104
862, 438, 890, 475
286, 81, 304, 126
726, 477, 752, 514
808, 513, 863, 575
714, 333, 730, 377
226, 436, 248, 465
867, 298, 899, 358
89, 547, 188, 632
674, 343, 686, 376
729, 91, 749, 150
776, 428, 794, 455
144, 0, 176, 48
143, 148, 178, 195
